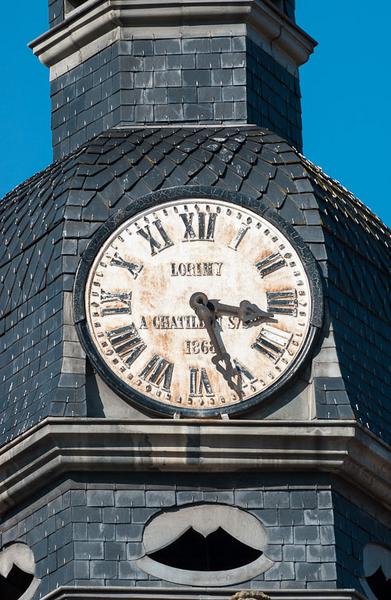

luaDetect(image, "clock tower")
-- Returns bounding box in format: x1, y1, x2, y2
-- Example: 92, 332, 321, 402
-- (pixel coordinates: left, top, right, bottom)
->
0, 1, 390, 600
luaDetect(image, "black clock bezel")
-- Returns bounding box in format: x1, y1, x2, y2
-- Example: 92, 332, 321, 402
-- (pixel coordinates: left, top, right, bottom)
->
74, 186, 324, 418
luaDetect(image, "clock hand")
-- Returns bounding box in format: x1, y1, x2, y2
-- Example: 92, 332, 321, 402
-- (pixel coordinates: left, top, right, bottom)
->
209, 299, 275, 326
189, 292, 238, 391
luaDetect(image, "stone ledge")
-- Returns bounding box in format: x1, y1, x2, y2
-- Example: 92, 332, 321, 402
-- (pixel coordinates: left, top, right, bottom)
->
0, 419, 389, 515
41, 586, 367, 600
29, 0, 316, 71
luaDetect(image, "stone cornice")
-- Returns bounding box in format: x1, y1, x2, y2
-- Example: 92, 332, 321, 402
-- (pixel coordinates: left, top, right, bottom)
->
40, 586, 367, 600
0, 419, 389, 515
29, 0, 316, 71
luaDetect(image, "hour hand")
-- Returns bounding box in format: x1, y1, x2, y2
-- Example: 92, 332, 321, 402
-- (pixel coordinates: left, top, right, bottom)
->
189, 292, 229, 361
209, 299, 275, 326
189, 293, 237, 390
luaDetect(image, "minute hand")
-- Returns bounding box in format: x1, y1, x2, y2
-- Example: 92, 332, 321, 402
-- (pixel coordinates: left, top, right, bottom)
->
209, 299, 274, 325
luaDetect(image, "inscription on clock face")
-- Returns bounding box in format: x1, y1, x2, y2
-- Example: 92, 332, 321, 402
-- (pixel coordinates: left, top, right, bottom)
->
85, 199, 312, 412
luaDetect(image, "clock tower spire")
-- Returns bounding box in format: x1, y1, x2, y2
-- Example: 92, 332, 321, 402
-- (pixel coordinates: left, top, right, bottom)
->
0, 3, 389, 600
30, 0, 315, 159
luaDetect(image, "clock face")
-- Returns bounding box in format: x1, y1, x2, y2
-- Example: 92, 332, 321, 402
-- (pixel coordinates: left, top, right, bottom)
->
79, 197, 319, 416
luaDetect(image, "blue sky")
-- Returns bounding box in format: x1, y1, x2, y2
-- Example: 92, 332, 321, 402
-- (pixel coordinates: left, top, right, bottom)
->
0, 1, 390, 226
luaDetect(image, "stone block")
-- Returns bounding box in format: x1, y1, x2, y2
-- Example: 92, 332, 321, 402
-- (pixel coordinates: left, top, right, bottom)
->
74, 560, 90, 579
132, 507, 159, 522
296, 562, 322, 582
279, 509, 305, 526
176, 491, 204, 505
90, 560, 117, 579
235, 490, 263, 508
103, 508, 131, 523
196, 53, 221, 69
307, 545, 336, 562
320, 525, 336, 545
73, 523, 87, 541
74, 541, 104, 560
115, 524, 144, 541
182, 69, 211, 87
71, 507, 102, 522
198, 86, 222, 102
318, 491, 333, 509
264, 561, 295, 580
282, 544, 306, 562
183, 38, 212, 54
155, 39, 182, 55
154, 70, 181, 87
294, 525, 320, 544
290, 491, 318, 509
145, 490, 175, 507
133, 40, 154, 56
115, 490, 145, 507
118, 561, 149, 580
203, 491, 234, 504
304, 509, 334, 525
267, 526, 294, 544
105, 541, 127, 561
263, 491, 290, 508
87, 522, 115, 541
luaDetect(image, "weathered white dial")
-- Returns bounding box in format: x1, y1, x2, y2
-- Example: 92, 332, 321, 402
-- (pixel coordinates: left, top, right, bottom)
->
84, 198, 313, 413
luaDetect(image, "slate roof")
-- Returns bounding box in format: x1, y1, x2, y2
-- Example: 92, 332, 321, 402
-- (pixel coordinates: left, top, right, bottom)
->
0, 126, 390, 447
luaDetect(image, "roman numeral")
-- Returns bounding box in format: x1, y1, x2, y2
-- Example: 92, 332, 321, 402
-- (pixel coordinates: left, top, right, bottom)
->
110, 253, 143, 279
189, 367, 214, 396
266, 290, 298, 316
100, 290, 132, 316
107, 324, 146, 366
228, 223, 250, 250
252, 326, 292, 362
180, 211, 217, 242
137, 219, 174, 256
139, 355, 174, 391
233, 360, 257, 386
255, 252, 286, 278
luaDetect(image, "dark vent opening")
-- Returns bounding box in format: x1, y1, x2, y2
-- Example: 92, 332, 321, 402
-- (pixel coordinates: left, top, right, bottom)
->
367, 567, 391, 600
149, 527, 262, 571
65, 0, 89, 14
0, 564, 34, 600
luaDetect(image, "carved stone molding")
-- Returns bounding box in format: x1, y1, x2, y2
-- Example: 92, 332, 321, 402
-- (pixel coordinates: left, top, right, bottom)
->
0, 418, 389, 515
39, 586, 367, 600
29, 0, 316, 73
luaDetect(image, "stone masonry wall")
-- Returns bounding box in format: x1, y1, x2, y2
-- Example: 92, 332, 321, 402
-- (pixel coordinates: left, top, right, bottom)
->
0, 473, 355, 598
247, 37, 302, 151
333, 492, 391, 594
50, 36, 301, 159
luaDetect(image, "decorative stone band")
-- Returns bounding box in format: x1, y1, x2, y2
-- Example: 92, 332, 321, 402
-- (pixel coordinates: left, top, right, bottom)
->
29, 0, 316, 76
0, 419, 389, 516
29, 586, 369, 600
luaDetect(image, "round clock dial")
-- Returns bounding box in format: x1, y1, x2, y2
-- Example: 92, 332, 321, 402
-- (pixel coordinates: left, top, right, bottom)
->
80, 197, 318, 416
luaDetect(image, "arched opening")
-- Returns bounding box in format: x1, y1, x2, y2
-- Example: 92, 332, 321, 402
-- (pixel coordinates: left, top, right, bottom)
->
149, 526, 262, 571
0, 543, 38, 600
